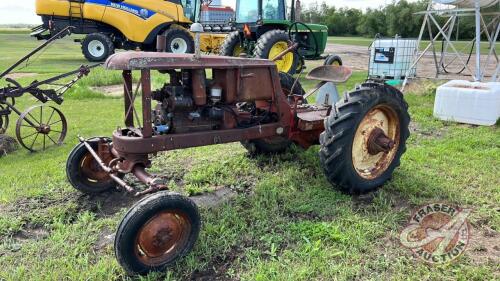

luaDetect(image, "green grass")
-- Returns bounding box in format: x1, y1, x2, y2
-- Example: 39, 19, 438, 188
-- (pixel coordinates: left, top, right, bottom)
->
0, 28, 31, 35
329, 36, 500, 55
0, 33, 499, 280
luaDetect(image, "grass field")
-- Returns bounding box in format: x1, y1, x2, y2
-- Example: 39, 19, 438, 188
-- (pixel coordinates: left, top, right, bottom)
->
0, 30, 499, 280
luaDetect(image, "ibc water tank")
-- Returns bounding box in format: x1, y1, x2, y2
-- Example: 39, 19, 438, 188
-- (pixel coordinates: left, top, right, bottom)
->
369, 36, 418, 80
433, 0, 499, 8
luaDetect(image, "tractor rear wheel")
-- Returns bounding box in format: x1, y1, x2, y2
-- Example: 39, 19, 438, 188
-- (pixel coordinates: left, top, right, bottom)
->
242, 73, 305, 155
163, 28, 194, 54
219, 31, 245, 57
82, 33, 114, 62
319, 83, 410, 194
115, 192, 201, 275
254, 30, 299, 75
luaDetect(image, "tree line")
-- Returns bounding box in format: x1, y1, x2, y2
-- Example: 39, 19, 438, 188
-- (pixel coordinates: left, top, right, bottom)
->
301, 0, 493, 39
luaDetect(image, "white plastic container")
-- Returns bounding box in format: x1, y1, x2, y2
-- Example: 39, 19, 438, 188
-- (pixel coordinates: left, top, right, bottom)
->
369, 36, 418, 80
434, 80, 500, 126
433, 0, 499, 8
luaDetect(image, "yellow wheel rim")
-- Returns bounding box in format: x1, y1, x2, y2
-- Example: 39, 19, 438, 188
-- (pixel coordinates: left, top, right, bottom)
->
269, 41, 294, 73
233, 45, 244, 57
352, 105, 400, 180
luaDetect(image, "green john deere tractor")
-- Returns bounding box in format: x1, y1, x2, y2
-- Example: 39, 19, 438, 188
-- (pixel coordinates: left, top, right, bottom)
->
220, 0, 339, 74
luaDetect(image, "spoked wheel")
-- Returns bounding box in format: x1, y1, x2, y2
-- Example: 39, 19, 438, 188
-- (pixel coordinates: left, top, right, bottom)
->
115, 192, 201, 275
319, 83, 410, 194
0, 105, 9, 134
15, 105, 67, 152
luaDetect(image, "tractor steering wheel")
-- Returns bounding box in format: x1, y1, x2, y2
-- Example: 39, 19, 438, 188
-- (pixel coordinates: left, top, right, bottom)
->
288, 22, 320, 59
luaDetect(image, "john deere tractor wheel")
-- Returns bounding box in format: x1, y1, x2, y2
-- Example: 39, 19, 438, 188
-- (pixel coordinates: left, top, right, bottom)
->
163, 28, 194, 54
254, 30, 299, 75
242, 73, 305, 155
115, 192, 201, 275
219, 31, 245, 57
82, 33, 115, 62
319, 83, 410, 194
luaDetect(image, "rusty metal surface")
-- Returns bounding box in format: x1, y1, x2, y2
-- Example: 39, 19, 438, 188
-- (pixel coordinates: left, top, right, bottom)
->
367, 127, 396, 155
306, 65, 353, 83
135, 210, 192, 265
105, 52, 276, 70
297, 108, 329, 131
352, 105, 400, 180
112, 123, 284, 155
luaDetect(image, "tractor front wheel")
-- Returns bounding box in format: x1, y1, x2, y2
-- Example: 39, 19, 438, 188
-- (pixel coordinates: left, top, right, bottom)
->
319, 83, 410, 194
82, 33, 114, 62
66, 137, 120, 194
115, 192, 201, 275
254, 30, 299, 75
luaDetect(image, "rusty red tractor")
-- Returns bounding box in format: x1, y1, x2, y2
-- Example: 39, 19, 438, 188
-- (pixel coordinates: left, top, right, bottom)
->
66, 50, 410, 275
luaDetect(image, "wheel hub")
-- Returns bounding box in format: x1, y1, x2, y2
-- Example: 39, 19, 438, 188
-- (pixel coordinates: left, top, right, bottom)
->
367, 127, 395, 155
352, 105, 400, 180
135, 211, 191, 265
270, 41, 294, 73
37, 124, 51, 135
80, 152, 112, 182
88, 40, 105, 57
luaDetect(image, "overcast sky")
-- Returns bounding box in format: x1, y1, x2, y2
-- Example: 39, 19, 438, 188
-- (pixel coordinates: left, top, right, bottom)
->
0, 0, 404, 25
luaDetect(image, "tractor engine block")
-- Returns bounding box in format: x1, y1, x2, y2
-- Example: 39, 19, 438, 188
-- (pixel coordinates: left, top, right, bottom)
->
150, 70, 238, 135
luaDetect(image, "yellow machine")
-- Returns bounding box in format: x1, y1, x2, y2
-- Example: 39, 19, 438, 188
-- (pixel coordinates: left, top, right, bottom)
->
33, 0, 209, 61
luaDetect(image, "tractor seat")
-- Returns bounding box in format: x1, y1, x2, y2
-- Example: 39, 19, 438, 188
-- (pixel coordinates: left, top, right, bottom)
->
306, 65, 353, 84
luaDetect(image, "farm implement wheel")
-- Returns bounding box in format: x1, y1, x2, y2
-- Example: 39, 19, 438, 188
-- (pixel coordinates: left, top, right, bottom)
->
254, 30, 299, 75
163, 28, 195, 54
15, 105, 67, 152
319, 83, 410, 194
66, 137, 121, 194
115, 192, 201, 275
242, 73, 305, 155
219, 31, 245, 57
0, 105, 9, 134
82, 33, 115, 62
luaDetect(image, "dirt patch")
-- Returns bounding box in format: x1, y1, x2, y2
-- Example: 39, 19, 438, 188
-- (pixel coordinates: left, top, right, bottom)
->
190, 242, 248, 281
4, 73, 38, 79
191, 187, 238, 209
410, 121, 449, 140
80, 190, 140, 218
94, 228, 115, 252
90, 84, 124, 97
0, 135, 18, 157
468, 226, 500, 265
12, 224, 49, 243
